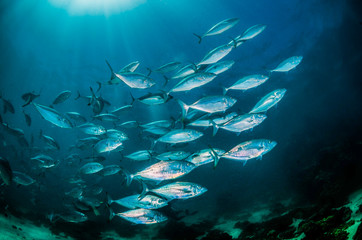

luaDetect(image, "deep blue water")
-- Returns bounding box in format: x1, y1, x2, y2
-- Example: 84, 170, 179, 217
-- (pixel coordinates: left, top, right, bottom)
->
0, 0, 361, 239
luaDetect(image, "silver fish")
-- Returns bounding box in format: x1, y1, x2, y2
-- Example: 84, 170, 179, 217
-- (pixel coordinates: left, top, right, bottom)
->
212, 114, 267, 136
205, 60, 235, 75
33, 103, 73, 128
155, 129, 203, 145
102, 165, 122, 176
141, 182, 207, 200
194, 18, 239, 43
178, 95, 236, 119
125, 160, 196, 184
169, 72, 217, 93
249, 89, 287, 113
270, 56, 303, 72
110, 208, 167, 224
197, 44, 234, 66
52, 90, 71, 105
106, 60, 155, 89
125, 150, 154, 161
223, 74, 269, 94
79, 162, 104, 174
118, 120, 138, 129
107, 193, 168, 210
40, 134, 60, 150
220, 139, 277, 163
105, 129, 128, 141
94, 138, 123, 153
78, 123, 106, 135
238, 24, 267, 41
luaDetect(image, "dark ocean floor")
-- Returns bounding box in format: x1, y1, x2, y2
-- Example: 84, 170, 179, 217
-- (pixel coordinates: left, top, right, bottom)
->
1, 139, 362, 240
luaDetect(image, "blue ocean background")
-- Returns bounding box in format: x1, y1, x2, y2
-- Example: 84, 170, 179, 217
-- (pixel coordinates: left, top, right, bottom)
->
0, 0, 361, 239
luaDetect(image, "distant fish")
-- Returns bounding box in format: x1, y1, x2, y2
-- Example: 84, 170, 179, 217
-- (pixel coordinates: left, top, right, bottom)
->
66, 112, 87, 123
197, 44, 234, 66
1, 123, 24, 137
106, 60, 155, 89
204, 60, 235, 75
270, 56, 303, 72
0, 95, 15, 114
118, 120, 139, 129
13, 171, 35, 186
177, 95, 237, 119
39, 132, 60, 150
125, 150, 154, 161
52, 90, 72, 105
109, 105, 133, 115
79, 162, 104, 174
155, 151, 190, 161
223, 74, 269, 94
140, 120, 173, 129
33, 103, 73, 128
58, 211, 88, 223
23, 110, 32, 127
22, 92, 40, 107
133, 91, 172, 106
109, 208, 167, 224
0, 157, 12, 185
93, 113, 119, 122
150, 61, 181, 74
238, 24, 267, 41
102, 165, 122, 176
169, 72, 217, 93
194, 18, 239, 43
94, 138, 123, 153
249, 89, 287, 113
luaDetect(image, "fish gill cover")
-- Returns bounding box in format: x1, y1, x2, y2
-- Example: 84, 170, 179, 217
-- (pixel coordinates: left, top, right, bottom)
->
0, 0, 362, 239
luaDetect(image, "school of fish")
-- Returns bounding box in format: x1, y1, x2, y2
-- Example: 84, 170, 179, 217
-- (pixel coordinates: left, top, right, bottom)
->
0, 18, 302, 225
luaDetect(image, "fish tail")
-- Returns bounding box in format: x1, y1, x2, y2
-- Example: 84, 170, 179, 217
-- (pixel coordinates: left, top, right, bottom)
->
121, 168, 133, 186
146, 67, 152, 76
222, 87, 229, 95
75, 91, 81, 100
105, 59, 116, 80
138, 180, 150, 200
177, 99, 190, 120
209, 120, 219, 136
96, 81, 102, 93
193, 33, 202, 44
208, 145, 221, 168
129, 92, 136, 106
108, 206, 115, 221
106, 192, 113, 206
163, 75, 169, 87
